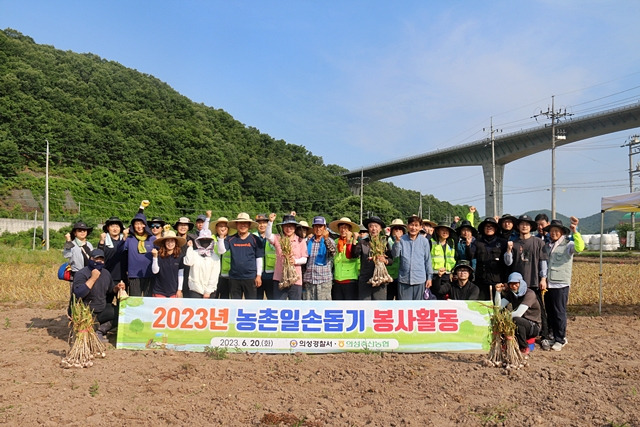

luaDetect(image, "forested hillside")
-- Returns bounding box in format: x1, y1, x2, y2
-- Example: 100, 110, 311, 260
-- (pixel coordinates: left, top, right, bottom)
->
0, 28, 474, 227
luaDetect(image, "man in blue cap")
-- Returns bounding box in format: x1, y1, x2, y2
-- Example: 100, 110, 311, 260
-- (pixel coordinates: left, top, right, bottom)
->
303, 216, 336, 300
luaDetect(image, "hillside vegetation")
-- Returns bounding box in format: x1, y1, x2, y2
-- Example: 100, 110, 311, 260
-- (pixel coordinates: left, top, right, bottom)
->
0, 28, 474, 230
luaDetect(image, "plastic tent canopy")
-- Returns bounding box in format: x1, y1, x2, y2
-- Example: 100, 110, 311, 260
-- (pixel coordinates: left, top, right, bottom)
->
598, 191, 640, 314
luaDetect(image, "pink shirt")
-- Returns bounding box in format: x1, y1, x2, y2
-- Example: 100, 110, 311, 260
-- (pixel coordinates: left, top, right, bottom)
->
271, 235, 308, 285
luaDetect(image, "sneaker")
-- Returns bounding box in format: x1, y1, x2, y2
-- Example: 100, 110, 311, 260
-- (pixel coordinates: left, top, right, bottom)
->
551, 342, 563, 352
540, 339, 552, 351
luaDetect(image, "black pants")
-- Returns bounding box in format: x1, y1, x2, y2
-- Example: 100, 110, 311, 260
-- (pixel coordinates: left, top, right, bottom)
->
230, 278, 257, 300
533, 288, 550, 340
332, 280, 358, 300
257, 272, 274, 300
216, 276, 230, 299
514, 316, 540, 349
545, 287, 569, 344
129, 278, 152, 296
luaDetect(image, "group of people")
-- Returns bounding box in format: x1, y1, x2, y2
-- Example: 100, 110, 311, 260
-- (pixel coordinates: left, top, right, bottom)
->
64, 201, 584, 355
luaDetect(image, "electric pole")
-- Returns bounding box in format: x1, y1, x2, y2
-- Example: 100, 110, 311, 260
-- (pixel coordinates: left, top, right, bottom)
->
622, 134, 640, 228
534, 95, 571, 219
44, 139, 50, 251
484, 117, 501, 217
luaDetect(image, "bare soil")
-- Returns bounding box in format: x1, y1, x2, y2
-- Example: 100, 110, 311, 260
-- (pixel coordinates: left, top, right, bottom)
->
0, 304, 638, 426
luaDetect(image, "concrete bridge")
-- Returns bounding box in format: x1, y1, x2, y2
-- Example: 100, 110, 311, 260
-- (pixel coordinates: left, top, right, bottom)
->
343, 102, 640, 217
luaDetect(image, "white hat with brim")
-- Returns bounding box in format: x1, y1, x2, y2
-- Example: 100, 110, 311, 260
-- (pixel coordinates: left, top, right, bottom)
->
228, 212, 258, 230
329, 217, 360, 234
153, 230, 187, 248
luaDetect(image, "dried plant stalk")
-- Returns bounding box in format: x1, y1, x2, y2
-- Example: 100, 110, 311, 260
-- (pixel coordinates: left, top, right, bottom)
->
485, 300, 527, 370
60, 297, 106, 368
278, 236, 299, 290
367, 235, 393, 287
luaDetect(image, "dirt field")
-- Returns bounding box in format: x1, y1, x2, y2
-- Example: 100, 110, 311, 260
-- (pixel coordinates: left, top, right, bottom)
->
0, 304, 638, 426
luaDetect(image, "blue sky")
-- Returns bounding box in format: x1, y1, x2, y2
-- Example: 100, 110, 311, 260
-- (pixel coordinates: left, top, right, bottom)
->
2, 1, 640, 218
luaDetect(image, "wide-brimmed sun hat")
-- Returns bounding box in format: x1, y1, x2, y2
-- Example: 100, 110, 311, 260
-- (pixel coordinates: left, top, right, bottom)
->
543, 219, 570, 235
228, 212, 259, 229
434, 222, 457, 238
71, 221, 93, 239
516, 214, 538, 229
278, 214, 299, 227
389, 218, 407, 230
154, 230, 187, 248
329, 217, 360, 233
422, 219, 437, 227
102, 217, 124, 233
456, 220, 478, 237
477, 217, 499, 235
363, 216, 385, 229
173, 217, 194, 231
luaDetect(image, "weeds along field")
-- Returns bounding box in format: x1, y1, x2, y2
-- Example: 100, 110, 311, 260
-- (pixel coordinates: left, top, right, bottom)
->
0, 247, 638, 310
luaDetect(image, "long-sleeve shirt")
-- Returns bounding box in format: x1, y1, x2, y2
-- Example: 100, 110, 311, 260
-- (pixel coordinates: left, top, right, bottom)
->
392, 234, 433, 285
183, 246, 220, 295
303, 236, 336, 284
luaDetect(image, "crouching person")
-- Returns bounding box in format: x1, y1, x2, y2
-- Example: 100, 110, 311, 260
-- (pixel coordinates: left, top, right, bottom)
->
496, 272, 542, 355
72, 249, 125, 343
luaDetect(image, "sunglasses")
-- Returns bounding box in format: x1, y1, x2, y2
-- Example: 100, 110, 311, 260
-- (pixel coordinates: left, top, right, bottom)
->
151, 224, 162, 229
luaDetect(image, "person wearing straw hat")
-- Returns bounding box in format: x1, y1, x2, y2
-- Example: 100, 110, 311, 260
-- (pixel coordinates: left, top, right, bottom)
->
217, 212, 264, 299
296, 220, 311, 242
392, 215, 433, 300
151, 230, 187, 298
303, 216, 336, 301
63, 221, 95, 275
265, 213, 308, 300
353, 216, 391, 300
430, 222, 458, 298
432, 260, 479, 300
543, 218, 584, 351
254, 213, 276, 300
98, 216, 129, 289
504, 214, 550, 350
329, 217, 360, 300
473, 216, 509, 300
184, 228, 220, 298
386, 218, 407, 300
203, 211, 235, 299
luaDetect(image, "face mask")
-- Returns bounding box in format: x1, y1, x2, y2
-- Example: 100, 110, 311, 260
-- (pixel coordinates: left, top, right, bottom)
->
88, 259, 104, 271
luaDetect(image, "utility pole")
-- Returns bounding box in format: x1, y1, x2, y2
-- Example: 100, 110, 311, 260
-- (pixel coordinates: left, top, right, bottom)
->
622, 134, 640, 228
418, 194, 423, 218
534, 96, 571, 219
484, 117, 501, 217
44, 139, 50, 251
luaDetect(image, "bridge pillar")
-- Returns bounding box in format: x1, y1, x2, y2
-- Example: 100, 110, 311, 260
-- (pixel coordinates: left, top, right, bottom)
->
482, 163, 504, 218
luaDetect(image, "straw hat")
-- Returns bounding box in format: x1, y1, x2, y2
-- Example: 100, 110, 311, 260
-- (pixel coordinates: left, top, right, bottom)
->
389, 218, 407, 230
228, 212, 258, 229
209, 216, 236, 234
422, 219, 437, 227
329, 217, 359, 233
153, 230, 187, 248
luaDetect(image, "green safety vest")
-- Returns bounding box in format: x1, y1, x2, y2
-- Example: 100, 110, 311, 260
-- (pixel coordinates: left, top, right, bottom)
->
333, 249, 360, 281
431, 239, 456, 272
253, 232, 276, 271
